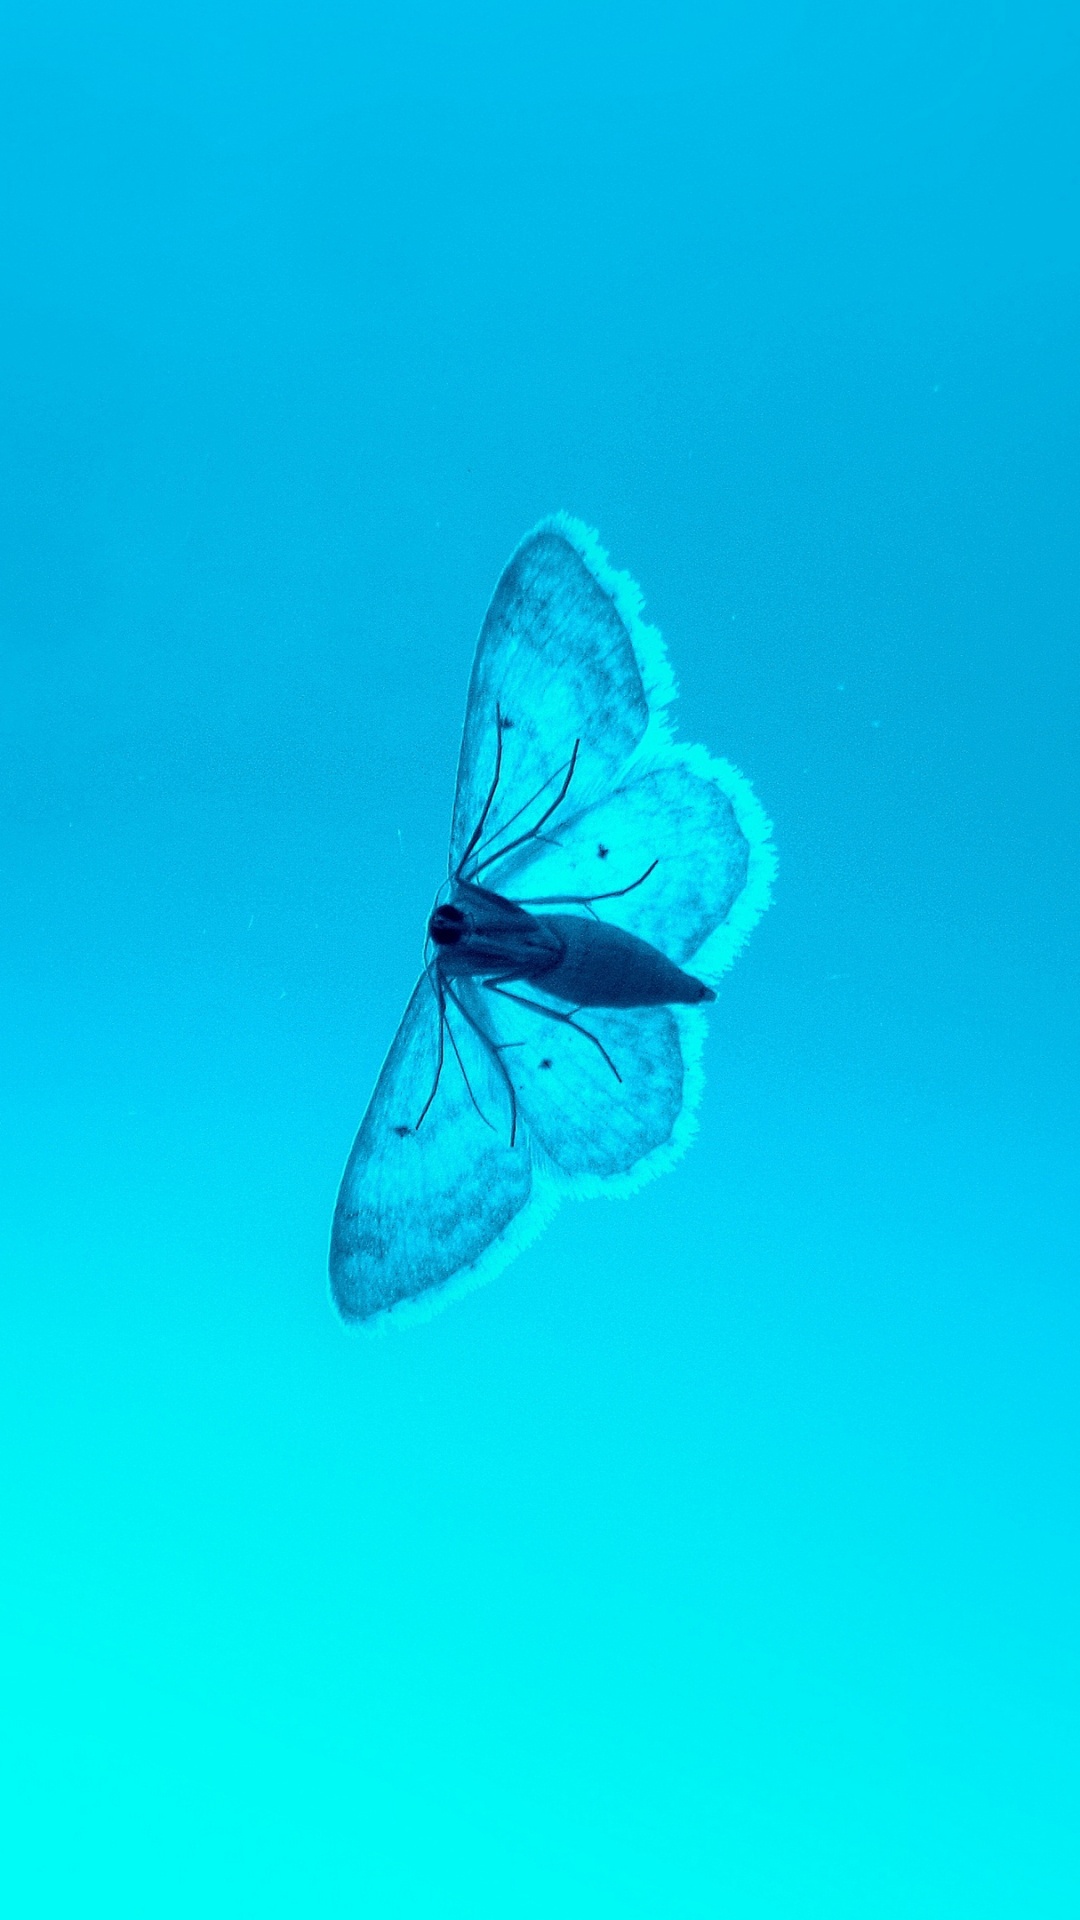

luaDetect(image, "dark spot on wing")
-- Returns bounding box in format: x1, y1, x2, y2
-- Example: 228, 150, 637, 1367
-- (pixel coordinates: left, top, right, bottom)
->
539, 1058, 553, 1070
392, 1124, 411, 1137
501, 714, 514, 729
597, 843, 609, 859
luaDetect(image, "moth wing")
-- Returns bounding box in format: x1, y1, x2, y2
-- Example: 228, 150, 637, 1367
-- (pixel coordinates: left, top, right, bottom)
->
330, 976, 545, 1326
495, 743, 776, 985
469, 977, 702, 1193
449, 516, 673, 874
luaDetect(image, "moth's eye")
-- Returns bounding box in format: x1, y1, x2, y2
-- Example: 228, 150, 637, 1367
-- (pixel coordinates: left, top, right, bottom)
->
429, 904, 466, 946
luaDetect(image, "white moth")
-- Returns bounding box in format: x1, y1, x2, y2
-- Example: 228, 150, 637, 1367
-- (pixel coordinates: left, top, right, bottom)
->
330, 516, 775, 1326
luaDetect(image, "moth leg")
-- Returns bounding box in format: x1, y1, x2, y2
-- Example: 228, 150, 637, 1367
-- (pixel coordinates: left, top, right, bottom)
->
482, 980, 623, 1083
454, 703, 509, 879
444, 981, 521, 1148
469, 739, 581, 881
413, 967, 449, 1131
446, 1003, 500, 1136
510, 858, 660, 908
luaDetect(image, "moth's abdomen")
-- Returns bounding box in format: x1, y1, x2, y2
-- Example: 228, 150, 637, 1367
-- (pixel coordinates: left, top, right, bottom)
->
528, 914, 715, 1008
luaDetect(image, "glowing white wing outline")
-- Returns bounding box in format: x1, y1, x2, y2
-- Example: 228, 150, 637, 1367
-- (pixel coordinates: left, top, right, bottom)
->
329, 514, 776, 1328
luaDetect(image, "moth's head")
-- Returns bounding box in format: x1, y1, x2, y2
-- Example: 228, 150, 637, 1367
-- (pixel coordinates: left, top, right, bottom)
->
428, 903, 466, 947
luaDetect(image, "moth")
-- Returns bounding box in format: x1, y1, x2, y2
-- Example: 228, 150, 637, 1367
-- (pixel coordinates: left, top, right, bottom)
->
330, 516, 775, 1326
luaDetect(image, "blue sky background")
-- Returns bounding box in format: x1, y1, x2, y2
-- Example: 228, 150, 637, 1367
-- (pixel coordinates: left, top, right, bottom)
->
1, 3, 1078, 1914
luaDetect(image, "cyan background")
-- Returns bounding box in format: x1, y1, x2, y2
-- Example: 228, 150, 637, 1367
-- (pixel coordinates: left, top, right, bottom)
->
1, 3, 1077, 1914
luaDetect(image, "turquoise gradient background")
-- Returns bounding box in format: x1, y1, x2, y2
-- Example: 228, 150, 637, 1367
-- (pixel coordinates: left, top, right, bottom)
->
2, 4, 1078, 1914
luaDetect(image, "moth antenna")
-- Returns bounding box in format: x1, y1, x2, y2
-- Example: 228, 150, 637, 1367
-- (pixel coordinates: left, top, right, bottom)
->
465, 764, 567, 874
455, 703, 508, 880
471, 739, 580, 879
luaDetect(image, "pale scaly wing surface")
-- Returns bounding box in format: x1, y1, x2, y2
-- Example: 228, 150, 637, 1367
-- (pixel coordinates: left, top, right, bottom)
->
330, 976, 538, 1326
456, 972, 695, 1193
449, 518, 669, 875
491, 743, 774, 985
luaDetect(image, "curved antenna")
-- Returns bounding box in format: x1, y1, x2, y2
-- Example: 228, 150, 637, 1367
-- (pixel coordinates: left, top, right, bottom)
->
470, 739, 580, 880
465, 761, 567, 872
454, 704, 508, 881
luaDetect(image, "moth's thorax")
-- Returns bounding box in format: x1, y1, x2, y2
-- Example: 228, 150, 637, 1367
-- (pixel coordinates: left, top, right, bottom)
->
428, 903, 466, 946
428, 883, 562, 978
